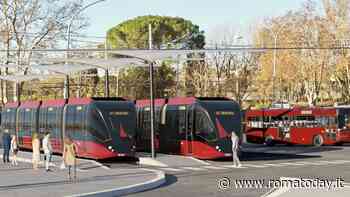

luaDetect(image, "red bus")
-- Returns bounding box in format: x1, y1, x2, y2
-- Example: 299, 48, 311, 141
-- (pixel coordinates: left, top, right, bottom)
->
245, 106, 350, 146
136, 97, 242, 159
1, 98, 136, 159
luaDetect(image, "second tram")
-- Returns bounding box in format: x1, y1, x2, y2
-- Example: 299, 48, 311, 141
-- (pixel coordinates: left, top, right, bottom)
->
136, 97, 242, 159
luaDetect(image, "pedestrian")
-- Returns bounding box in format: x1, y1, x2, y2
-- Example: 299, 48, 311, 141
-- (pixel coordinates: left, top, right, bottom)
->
63, 136, 77, 182
231, 132, 242, 168
32, 132, 40, 170
42, 132, 53, 172
10, 135, 18, 166
2, 129, 11, 163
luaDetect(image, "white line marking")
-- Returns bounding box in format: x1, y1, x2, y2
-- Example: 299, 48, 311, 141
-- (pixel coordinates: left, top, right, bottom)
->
278, 162, 304, 166
182, 167, 207, 171
334, 160, 350, 163
159, 167, 185, 172
222, 165, 249, 169
317, 161, 341, 164
188, 157, 211, 165
235, 164, 267, 168
263, 163, 287, 167
324, 160, 350, 164
91, 160, 110, 170
202, 166, 228, 170
296, 161, 326, 166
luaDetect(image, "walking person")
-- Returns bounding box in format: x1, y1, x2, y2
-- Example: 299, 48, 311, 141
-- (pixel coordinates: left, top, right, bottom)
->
231, 132, 242, 168
42, 132, 53, 172
10, 135, 18, 166
32, 133, 40, 170
2, 129, 11, 163
63, 136, 77, 182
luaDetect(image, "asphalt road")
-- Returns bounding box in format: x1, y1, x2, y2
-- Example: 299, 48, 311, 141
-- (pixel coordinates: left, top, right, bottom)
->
120, 144, 350, 197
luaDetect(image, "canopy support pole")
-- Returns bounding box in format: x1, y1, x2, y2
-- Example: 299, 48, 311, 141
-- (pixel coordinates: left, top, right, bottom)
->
64, 75, 70, 99
149, 61, 156, 159
105, 69, 110, 97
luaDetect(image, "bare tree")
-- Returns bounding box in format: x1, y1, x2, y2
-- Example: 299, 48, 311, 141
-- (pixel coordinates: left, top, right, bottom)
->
0, 0, 86, 102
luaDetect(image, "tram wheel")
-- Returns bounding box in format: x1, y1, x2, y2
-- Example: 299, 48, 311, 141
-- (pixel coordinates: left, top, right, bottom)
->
264, 135, 275, 146
312, 135, 324, 147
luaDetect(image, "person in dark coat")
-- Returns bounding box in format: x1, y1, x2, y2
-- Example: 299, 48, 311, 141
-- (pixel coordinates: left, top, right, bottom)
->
2, 129, 11, 163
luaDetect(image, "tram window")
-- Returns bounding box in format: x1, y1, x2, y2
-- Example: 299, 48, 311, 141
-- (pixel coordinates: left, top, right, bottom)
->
39, 109, 46, 132
142, 108, 151, 136
31, 109, 37, 134
66, 107, 75, 138
154, 107, 162, 132
195, 107, 216, 141
178, 109, 186, 135
75, 107, 84, 132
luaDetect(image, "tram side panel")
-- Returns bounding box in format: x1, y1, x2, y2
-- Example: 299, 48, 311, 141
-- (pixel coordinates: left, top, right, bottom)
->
39, 99, 66, 154
17, 101, 41, 150
1, 102, 19, 146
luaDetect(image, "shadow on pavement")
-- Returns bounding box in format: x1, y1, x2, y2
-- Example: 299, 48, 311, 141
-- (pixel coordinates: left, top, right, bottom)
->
242, 143, 344, 154
212, 152, 321, 162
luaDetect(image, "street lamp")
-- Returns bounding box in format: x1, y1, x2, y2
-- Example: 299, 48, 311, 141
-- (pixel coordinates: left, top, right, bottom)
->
265, 22, 289, 102
64, 0, 108, 99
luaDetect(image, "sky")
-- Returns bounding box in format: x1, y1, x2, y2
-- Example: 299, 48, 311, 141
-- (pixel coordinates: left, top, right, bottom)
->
83, 0, 318, 43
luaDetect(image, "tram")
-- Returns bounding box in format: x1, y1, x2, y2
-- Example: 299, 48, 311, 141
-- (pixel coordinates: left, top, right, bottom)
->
245, 106, 350, 146
1, 97, 136, 159
136, 97, 242, 159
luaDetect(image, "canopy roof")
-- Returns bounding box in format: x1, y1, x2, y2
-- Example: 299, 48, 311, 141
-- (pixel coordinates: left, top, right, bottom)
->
110, 49, 264, 61
41, 57, 147, 69
0, 74, 63, 83
0, 49, 264, 82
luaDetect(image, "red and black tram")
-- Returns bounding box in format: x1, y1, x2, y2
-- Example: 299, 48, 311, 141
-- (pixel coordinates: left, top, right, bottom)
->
136, 97, 242, 159
1, 97, 136, 159
245, 106, 350, 146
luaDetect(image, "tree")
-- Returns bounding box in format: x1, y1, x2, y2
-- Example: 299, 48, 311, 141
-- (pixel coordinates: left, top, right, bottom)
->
0, 0, 87, 102
107, 15, 205, 49
253, 1, 336, 106
107, 15, 204, 99
118, 63, 176, 99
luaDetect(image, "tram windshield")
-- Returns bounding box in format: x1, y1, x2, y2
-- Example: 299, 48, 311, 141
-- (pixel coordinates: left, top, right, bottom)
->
198, 100, 242, 140
94, 101, 136, 138
195, 106, 217, 142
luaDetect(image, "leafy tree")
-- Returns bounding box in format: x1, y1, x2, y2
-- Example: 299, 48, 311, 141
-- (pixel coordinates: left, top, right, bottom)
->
107, 15, 204, 99
107, 15, 205, 49
118, 63, 176, 99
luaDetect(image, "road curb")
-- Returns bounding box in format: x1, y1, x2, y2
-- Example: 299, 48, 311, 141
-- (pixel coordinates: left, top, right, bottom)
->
68, 168, 166, 197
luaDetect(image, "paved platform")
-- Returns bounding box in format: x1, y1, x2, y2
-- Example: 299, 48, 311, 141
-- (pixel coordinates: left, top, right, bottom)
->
0, 149, 165, 197
138, 153, 211, 167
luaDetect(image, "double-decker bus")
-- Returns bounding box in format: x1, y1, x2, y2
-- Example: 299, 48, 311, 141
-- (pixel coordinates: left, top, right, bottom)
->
1, 97, 136, 159
245, 106, 350, 146
136, 97, 242, 159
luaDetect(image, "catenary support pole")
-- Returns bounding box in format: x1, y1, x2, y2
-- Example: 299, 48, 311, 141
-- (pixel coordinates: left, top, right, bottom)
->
149, 24, 156, 159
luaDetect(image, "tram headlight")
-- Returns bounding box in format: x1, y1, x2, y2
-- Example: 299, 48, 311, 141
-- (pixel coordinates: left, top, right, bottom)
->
216, 146, 219, 150
108, 146, 113, 150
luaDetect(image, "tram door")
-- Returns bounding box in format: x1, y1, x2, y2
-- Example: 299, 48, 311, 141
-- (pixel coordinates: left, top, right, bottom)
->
185, 105, 194, 155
